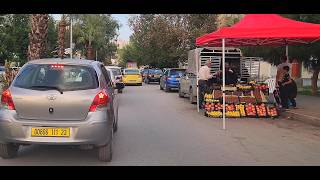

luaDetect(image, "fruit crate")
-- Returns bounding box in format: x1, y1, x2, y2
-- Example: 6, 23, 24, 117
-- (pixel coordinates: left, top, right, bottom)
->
245, 103, 257, 118
205, 111, 222, 118
255, 103, 268, 118
239, 96, 257, 104
266, 103, 279, 118
226, 110, 241, 118
235, 103, 246, 117
225, 95, 239, 104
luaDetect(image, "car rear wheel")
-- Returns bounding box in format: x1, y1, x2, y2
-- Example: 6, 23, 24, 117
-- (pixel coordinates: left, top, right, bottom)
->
164, 84, 170, 92
189, 88, 196, 104
0, 143, 19, 159
98, 129, 113, 162
179, 87, 184, 98
160, 83, 163, 90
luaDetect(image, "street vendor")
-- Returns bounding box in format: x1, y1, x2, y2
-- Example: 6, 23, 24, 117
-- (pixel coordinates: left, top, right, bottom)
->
198, 60, 213, 109
276, 56, 291, 85
216, 62, 238, 85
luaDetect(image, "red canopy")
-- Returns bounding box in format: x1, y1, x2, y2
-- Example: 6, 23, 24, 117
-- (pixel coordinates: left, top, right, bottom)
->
196, 14, 320, 47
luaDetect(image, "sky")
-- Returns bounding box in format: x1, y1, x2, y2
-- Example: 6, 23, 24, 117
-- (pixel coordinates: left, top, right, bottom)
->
51, 14, 133, 41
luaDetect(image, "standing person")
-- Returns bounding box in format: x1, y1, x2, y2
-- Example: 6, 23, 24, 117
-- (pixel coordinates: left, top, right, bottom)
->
198, 60, 213, 109
276, 56, 291, 84
278, 66, 297, 110
216, 62, 238, 85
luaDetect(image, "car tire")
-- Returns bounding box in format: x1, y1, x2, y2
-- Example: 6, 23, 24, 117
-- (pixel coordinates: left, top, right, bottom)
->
98, 130, 113, 162
179, 87, 184, 98
189, 88, 196, 104
164, 84, 170, 92
113, 117, 118, 133
160, 83, 163, 90
0, 143, 19, 159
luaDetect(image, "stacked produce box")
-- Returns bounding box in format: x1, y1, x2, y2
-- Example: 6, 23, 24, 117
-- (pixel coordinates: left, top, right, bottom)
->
203, 82, 279, 118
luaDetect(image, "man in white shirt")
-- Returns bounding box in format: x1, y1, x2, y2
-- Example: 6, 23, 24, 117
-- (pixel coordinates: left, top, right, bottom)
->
198, 60, 213, 109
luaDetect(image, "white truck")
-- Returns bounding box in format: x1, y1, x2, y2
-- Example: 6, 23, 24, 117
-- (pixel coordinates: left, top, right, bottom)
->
178, 47, 262, 104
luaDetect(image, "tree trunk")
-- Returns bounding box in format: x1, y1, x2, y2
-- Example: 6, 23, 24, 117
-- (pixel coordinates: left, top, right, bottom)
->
311, 67, 320, 96
58, 15, 67, 59
27, 14, 49, 61
86, 44, 94, 60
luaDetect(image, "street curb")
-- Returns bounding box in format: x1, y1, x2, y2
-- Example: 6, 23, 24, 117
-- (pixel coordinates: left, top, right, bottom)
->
281, 110, 320, 127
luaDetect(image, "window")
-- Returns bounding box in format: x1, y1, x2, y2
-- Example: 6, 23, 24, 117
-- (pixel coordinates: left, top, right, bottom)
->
148, 69, 163, 75
100, 65, 112, 85
124, 69, 140, 75
14, 64, 99, 91
169, 70, 186, 77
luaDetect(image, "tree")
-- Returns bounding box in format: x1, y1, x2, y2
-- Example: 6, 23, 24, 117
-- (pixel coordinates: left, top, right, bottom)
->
125, 14, 218, 68
27, 14, 49, 61
57, 14, 67, 59
73, 14, 119, 60
43, 15, 58, 59
0, 14, 30, 64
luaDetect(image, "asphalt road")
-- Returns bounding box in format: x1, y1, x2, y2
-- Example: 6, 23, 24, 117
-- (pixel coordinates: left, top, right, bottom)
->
1, 83, 320, 165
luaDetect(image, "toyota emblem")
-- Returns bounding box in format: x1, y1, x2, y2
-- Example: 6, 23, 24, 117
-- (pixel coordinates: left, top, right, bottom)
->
47, 95, 57, 101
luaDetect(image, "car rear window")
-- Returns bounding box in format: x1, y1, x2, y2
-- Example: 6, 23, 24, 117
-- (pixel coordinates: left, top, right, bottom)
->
124, 69, 140, 75
148, 69, 163, 75
169, 70, 186, 77
13, 64, 99, 91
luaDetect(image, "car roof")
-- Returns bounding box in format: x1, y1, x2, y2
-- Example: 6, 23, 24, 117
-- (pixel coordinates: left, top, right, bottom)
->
124, 68, 139, 70
168, 68, 186, 71
105, 66, 121, 69
27, 58, 100, 66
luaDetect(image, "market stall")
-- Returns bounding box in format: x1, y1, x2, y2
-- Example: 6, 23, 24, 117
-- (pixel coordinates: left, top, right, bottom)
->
196, 14, 320, 129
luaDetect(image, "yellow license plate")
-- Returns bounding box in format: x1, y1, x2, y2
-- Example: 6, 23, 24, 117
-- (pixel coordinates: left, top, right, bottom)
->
31, 127, 70, 137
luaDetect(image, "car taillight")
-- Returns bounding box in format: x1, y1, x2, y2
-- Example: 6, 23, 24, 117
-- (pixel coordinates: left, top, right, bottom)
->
51, 64, 64, 69
89, 90, 109, 112
1, 89, 15, 110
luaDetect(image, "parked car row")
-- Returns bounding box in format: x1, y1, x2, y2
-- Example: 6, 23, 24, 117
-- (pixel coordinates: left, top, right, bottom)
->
156, 68, 198, 104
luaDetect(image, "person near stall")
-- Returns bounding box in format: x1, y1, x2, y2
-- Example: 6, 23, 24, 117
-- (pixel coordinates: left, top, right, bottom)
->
198, 60, 213, 109
276, 56, 291, 84
216, 62, 238, 85
278, 65, 297, 110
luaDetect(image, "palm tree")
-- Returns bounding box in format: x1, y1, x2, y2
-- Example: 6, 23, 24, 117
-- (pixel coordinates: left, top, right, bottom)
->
27, 14, 49, 61
75, 15, 106, 60
57, 14, 67, 59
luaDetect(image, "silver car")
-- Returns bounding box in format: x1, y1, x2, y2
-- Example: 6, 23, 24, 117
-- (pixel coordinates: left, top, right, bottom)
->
0, 59, 119, 162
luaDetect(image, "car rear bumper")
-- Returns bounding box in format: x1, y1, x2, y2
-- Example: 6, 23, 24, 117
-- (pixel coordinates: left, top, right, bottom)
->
166, 81, 180, 88
0, 110, 112, 146
147, 77, 160, 82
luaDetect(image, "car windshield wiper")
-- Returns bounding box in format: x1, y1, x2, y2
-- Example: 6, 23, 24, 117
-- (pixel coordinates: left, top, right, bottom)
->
29, 85, 64, 94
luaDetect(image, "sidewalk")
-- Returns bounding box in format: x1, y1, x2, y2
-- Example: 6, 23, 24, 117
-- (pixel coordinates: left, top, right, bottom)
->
281, 95, 320, 126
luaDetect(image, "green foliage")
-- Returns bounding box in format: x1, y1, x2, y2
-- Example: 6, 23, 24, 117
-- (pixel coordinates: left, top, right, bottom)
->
72, 14, 119, 61
0, 14, 30, 64
124, 14, 218, 68
0, 14, 59, 65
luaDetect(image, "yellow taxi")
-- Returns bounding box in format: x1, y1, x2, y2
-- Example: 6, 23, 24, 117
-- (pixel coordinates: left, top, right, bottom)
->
123, 68, 143, 86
